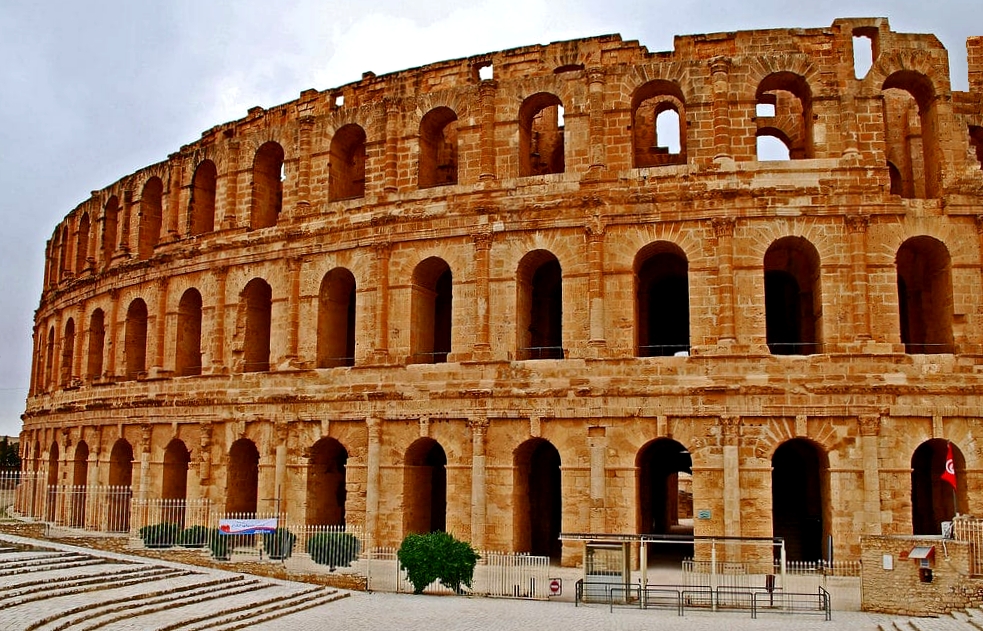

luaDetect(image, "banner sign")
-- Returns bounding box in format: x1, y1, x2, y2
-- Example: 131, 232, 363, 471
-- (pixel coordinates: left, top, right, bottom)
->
218, 518, 278, 535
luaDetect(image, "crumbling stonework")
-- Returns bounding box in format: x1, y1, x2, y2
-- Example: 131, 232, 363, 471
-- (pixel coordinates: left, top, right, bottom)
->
20, 18, 983, 567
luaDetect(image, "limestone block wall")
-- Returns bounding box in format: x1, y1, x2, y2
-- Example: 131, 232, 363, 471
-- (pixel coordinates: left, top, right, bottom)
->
19, 18, 983, 567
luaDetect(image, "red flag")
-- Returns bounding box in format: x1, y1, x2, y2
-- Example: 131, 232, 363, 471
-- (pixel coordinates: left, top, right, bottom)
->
941, 442, 957, 490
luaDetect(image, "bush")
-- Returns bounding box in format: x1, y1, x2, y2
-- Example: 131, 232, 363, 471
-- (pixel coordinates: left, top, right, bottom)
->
139, 522, 181, 548
307, 532, 361, 568
397, 532, 479, 594
208, 528, 233, 560
180, 525, 210, 548
262, 528, 296, 560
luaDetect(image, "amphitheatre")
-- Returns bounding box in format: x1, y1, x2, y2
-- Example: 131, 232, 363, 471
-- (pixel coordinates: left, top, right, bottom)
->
16, 16, 983, 573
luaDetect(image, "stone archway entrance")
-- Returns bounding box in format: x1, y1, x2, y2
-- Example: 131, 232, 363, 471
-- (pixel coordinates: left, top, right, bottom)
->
108, 439, 133, 532
514, 439, 561, 559
227, 439, 259, 515
162, 439, 190, 525
772, 439, 829, 562
403, 438, 446, 535
71, 441, 88, 528
912, 439, 964, 535
307, 437, 348, 526
636, 438, 693, 564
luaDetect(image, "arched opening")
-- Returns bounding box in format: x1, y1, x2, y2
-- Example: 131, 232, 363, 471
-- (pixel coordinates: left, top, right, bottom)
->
764, 237, 823, 355
329, 124, 366, 201
251, 142, 284, 229
969, 126, 983, 170
124, 299, 148, 380
888, 161, 904, 195
410, 257, 452, 364
882, 71, 942, 198
227, 439, 259, 515
46, 442, 59, 522
635, 243, 689, 356
44, 326, 54, 391
316, 268, 356, 368
102, 196, 119, 268
912, 439, 965, 535
108, 439, 133, 532
852, 30, 876, 79
896, 236, 953, 354
176, 288, 203, 376
138, 177, 163, 260
402, 438, 447, 535
86, 309, 105, 382
755, 72, 813, 159
75, 213, 90, 274
517, 250, 563, 360
241, 279, 272, 372
514, 438, 561, 559
637, 438, 693, 564
418, 107, 459, 188
632, 80, 687, 167
756, 131, 793, 160
519, 93, 564, 176
307, 438, 348, 526
772, 439, 829, 562
162, 439, 190, 526
60, 319, 75, 387
71, 441, 88, 528
58, 225, 69, 282
189, 159, 217, 235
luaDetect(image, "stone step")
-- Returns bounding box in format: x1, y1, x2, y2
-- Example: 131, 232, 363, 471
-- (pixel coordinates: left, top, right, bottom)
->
0, 552, 109, 575
0, 565, 188, 606
157, 586, 348, 631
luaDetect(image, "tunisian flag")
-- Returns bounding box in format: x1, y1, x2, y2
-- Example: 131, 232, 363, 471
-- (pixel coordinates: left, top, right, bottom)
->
941, 442, 957, 490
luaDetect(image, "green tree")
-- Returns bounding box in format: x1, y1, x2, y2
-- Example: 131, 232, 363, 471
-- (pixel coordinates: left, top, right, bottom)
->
397, 531, 479, 595
0, 438, 20, 471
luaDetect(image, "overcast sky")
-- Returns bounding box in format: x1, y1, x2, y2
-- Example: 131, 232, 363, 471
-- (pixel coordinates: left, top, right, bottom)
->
0, 0, 978, 437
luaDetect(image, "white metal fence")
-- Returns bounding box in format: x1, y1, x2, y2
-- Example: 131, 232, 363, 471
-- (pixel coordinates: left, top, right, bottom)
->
953, 515, 983, 576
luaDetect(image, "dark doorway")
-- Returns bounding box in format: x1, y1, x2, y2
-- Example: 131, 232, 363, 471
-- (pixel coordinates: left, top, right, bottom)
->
772, 439, 828, 562
637, 438, 693, 565
227, 439, 259, 515
71, 441, 88, 528
108, 439, 133, 532
514, 439, 562, 559
635, 244, 690, 356
911, 439, 964, 535
403, 438, 447, 535
307, 438, 348, 526
162, 439, 190, 526
764, 237, 821, 355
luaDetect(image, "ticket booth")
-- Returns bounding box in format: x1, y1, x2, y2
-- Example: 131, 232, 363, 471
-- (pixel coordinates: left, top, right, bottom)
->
583, 541, 631, 603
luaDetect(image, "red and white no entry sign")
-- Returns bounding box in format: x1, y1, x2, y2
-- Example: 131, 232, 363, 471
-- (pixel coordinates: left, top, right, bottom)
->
549, 578, 562, 595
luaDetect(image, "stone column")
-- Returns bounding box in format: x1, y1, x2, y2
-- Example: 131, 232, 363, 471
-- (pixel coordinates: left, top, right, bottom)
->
709, 57, 733, 164
295, 110, 314, 214
274, 421, 288, 513
372, 242, 391, 363
848, 215, 871, 340
286, 257, 302, 362
154, 277, 169, 372
472, 229, 492, 358
586, 67, 606, 174
365, 416, 382, 550
118, 190, 133, 257
712, 218, 737, 343
209, 267, 228, 373
221, 142, 240, 230
720, 416, 742, 538
586, 217, 606, 349
139, 424, 152, 502
198, 423, 212, 500
72, 304, 85, 383
470, 415, 488, 550
859, 414, 883, 535
383, 96, 400, 193
107, 289, 120, 378
588, 425, 607, 532
478, 80, 498, 180
165, 154, 182, 241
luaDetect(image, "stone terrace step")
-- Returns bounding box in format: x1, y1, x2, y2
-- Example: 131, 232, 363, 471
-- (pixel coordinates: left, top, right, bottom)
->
0, 565, 190, 608
157, 587, 348, 631
0, 551, 108, 575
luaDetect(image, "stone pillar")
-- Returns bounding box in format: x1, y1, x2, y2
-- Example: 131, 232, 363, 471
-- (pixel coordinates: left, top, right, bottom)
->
107, 289, 120, 378
859, 414, 883, 535
372, 242, 391, 363
165, 154, 182, 241
221, 142, 240, 230
848, 215, 871, 340
586, 217, 606, 349
154, 277, 169, 371
839, 93, 861, 158
472, 229, 492, 358
286, 257, 302, 362
295, 110, 314, 213
588, 425, 607, 533
198, 423, 212, 500
720, 416, 742, 539
72, 304, 85, 383
139, 424, 152, 502
383, 97, 400, 193
118, 190, 133, 257
709, 57, 733, 164
274, 421, 288, 512
478, 80, 498, 180
365, 416, 381, 550
712, 218, 737, 343
586, 67, 606, 174
470, 415, 488, 550
209, 267, 228, 373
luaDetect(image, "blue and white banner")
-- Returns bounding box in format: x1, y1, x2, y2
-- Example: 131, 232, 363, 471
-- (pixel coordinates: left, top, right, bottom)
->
218, 517, 278, 535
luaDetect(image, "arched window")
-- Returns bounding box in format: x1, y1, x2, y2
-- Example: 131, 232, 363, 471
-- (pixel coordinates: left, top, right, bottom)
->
138, 177, 163, 260
410, 257, 452, 364
764, 237, 823, 355
124, 299, 148, 380
519, 93, 564, 176
44, 326, 55, 390
250, 143, 283, 229
227, 439, 259, 514
86, 309, 105, 382
102, 196, 119, 268
307, 438, 348, 526
911, 439, 965, 534
418, 107, 459, 188
329, 124, 367, 201
897, 236, 954, 353
403, 438, 447, 535
517, 250, 563, 360
882, 71, 942, 198
241, 279, 272, 372
189, 159, 217, 235
75, 213, 90, 274
176, 288, 203, 376
755, 72, 813, 160
316, 268, 356, 368
513, 438, 561, 559
632, 80, 687, 167
60, 318, 75, 387
635, 242, 690, 356
772, 439, 829, 562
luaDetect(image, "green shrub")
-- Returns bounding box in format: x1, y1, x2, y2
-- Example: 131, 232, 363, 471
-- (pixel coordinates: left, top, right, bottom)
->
180, 525, 210, 548
208, 528, 233, 560
262, 528, 296, 560
138, 522, 181, 548
397, 531, 479, 594
307, 532, 361, 568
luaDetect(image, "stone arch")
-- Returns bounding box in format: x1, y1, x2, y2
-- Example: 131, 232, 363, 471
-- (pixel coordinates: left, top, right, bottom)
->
60, 318, 75, 387
403, 437, 447, 535
46, 441, 59, 521
418, 106, 458, 188
137, 176, 164, 260
911, 439, 965, 535
124, 299, 148, 380
86, 309, 105, 382
70, 440, 88, 528
176, 288, 203, 376
227, 438, 259, 514
513, 438, 561, 559
240, 278, 272, 372
516, 250, 563, 360
75, 213, 90, 274
755, 72, 814, 159
250, 142, 284, 230
329, 124, 366, 201
896, 236, 953, 354
44, 325, 55, 391
636, 437, 693, 543
102, 195, 119, 268
316, 268, 356, 368
632, 80, 687, 167
519, 93, 564, 176
108, 439, 133, 532
189, 159, 217, 236
162, 438, 190, 525
409, 257, 452, 364
772, 438, 829, 562
635, 242, 689, 357
764, 236, 823, 355
882, 70, 942, 198
307, 437, 348, 526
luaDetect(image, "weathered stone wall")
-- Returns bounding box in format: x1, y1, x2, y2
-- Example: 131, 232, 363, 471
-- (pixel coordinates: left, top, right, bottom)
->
20, 18, 983, 567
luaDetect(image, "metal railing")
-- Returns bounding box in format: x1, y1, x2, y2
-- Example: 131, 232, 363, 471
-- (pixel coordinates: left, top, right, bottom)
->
606, 583, 830, 619
953, 515, 983, 576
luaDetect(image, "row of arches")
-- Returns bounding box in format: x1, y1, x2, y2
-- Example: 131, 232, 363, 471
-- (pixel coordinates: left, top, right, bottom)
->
34, 232, 957, 392
33, 434, 967, 562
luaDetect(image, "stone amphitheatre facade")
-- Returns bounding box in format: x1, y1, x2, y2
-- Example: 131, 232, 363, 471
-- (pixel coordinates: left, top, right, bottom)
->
19, 18, 983, 566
